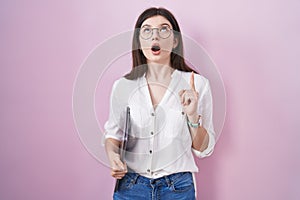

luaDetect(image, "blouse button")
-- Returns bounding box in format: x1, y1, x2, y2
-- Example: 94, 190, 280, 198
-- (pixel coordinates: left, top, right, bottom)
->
150, 131, 154, 135
149, 150, 152, 154
147, 169, 150, 173
151, 113, 155, 116
181, 111, 185, 115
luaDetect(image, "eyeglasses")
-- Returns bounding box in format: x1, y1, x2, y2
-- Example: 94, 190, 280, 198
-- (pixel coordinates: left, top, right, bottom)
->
140, 26, 173, 40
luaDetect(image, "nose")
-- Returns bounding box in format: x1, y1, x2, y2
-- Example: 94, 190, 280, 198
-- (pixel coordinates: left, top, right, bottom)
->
151, 28, 159, 40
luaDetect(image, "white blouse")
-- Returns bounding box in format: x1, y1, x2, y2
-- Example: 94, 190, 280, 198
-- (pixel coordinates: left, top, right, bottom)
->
104, 69, 216, 179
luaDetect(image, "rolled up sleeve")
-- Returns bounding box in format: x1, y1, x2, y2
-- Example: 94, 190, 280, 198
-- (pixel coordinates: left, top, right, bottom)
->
104, 80, 126, 142
192, 79, 216, 158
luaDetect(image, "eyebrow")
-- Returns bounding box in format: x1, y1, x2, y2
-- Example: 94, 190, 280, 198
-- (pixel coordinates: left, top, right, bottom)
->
141, 23, 171, 28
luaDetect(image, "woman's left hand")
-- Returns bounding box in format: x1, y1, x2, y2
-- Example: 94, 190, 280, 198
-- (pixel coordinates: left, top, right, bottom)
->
179, 72, 199, 121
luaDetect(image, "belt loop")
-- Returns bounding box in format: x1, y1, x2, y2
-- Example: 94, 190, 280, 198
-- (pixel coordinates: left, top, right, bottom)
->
131, 173, 139, 184
164, 174, 172, 187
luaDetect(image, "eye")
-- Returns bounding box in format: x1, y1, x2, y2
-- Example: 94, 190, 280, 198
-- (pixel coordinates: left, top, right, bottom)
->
160, 26, 169, 32
143, 28, 151, 33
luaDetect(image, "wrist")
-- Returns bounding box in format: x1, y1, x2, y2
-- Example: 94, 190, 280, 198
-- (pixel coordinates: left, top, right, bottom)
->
187, 113, 199, 123
187, 115, 202, 128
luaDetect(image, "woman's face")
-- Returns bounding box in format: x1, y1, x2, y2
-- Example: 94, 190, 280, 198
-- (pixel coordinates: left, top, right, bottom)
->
139, 15, 178, 65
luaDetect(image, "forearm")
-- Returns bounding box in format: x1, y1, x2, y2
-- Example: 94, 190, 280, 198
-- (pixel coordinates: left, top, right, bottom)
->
105, 138, 121, 159
187, 115, 209, 152
105, 138, 127, 179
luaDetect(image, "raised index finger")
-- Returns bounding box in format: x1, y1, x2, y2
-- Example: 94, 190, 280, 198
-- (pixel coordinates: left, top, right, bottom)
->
190, 71, 196, 91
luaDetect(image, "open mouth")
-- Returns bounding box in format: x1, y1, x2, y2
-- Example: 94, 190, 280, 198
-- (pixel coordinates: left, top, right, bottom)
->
151, 45, 161, 55
151, 45, 161, 52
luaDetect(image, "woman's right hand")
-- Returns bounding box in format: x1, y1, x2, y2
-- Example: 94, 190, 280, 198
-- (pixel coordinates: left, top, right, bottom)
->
105, 138, 128, 179
109, 152, 127, 179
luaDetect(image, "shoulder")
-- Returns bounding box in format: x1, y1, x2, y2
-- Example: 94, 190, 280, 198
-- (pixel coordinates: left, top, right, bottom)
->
111, 76, 140, 94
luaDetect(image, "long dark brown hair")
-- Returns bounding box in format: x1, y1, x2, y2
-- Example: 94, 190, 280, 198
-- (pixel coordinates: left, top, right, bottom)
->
125, 7, 196, 80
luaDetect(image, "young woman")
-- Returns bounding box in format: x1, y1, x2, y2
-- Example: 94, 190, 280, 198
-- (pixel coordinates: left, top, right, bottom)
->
104, 7, 216, 200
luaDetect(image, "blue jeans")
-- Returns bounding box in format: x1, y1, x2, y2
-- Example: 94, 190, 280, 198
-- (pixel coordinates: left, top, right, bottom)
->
113, 172, 195, 200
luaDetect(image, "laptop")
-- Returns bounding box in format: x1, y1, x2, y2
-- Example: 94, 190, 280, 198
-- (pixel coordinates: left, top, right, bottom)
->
114, 106, 130, 192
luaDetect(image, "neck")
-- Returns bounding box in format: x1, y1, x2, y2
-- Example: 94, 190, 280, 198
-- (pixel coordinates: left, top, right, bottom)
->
146, 62, 174, 81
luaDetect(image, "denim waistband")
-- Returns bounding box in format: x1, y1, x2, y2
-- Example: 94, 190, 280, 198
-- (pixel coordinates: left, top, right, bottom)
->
125, 172, 192, 187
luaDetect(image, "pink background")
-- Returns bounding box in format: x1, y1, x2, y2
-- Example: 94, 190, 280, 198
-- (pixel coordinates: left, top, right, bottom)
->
1, 0, 300, 200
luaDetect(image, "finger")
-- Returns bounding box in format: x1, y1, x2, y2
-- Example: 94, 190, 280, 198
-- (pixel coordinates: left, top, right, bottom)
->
183, 91, 196, 105
111, 170, 127, 176
111, 171, 126, 179
179, 90, 186, 104
180, 90, 187, 104
114, 159, 126, 171
114, 174, 126, 179
190, 71, 196, 91
183, 97, 191, 106
111, 166, 127, 173
178, 89, 185, 98
112, 162, 127, 173
111, 165, 127, 176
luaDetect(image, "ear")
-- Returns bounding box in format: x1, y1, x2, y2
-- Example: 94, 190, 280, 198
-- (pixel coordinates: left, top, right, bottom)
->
173, 37, 179, 49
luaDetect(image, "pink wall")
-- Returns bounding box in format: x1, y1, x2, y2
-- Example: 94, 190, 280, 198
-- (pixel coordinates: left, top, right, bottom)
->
1, 0, 300, 199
